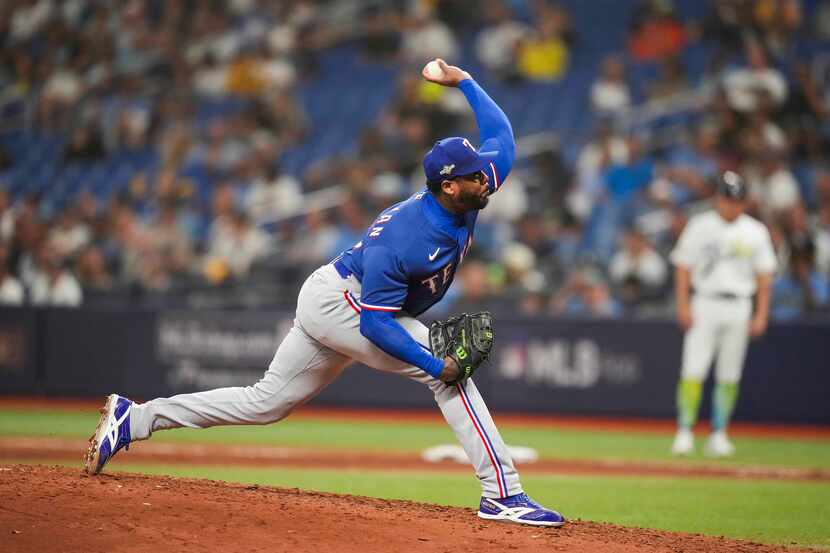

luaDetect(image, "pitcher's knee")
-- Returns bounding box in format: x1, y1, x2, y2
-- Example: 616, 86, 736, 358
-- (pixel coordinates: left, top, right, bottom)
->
246, 384, 300, 423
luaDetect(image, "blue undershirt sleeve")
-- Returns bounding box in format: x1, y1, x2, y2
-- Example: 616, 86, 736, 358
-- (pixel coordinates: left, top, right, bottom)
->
358, 246, 444, 378
459, 78, 516, 191
360, 310, 445, 378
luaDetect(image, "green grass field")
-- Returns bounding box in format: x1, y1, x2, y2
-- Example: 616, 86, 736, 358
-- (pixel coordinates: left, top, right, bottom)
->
3, 407, 830, 550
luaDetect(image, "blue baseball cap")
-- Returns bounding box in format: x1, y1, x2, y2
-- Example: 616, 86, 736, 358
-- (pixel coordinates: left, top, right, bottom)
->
423, 137, 498, 183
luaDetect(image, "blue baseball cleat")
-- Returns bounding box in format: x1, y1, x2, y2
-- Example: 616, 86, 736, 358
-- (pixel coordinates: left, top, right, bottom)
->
478, 493, 565, 527
84, 394, 133, 475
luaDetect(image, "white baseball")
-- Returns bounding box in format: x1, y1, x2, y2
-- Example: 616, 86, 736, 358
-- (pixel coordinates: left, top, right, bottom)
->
424, 60, 443, 79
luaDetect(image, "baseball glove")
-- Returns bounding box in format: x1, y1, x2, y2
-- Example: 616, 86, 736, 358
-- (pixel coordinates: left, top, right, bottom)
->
428, 311, 494, 384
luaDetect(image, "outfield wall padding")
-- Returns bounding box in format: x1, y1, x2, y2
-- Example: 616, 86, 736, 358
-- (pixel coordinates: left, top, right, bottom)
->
1, 307, 828, 423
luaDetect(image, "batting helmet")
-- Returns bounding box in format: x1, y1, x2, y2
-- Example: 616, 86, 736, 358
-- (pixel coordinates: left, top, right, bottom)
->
716, 171, 747, 200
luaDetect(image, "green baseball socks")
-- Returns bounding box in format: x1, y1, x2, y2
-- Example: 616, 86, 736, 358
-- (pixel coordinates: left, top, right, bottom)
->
676, 378, 703, 430
673, 378, 738, 457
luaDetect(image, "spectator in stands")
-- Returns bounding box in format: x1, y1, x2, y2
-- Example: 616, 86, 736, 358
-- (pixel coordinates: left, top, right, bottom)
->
608, 227, 668, 310
28, 242, 83, 307
516, 3, 572, 82
10, 197, 46, 289
647, 57, 688, 100
113, 77, 153, 151
664, 124, 721, 203
401, 7, 459, 64
523, 148, 573, 211
569, 120, 629, 221
816, 0, 830, 40
245, 164, 304, 222
150, 202, 194, 277
193, 54, 229, 97
551, 265, 619, 318
451, 259, 496, 313
772, 235, 829, 319
784, 205, 821, 269
329, 196, 370, 261
751, 0, 802, 56
478, 171, 529, 231
226, 49, 269, 97
501, 241, 546, 301
0, 242, 24, 306
591, 55, 631, 114
784, 62, 829, 161
254, 92, 308, 151
549, 210, 584, 277
387, 71, 462, 138
627, 0, 687, 63
393, 114, 432, 174
748, 150, 801, 217
74, 190, 100, 227
588, 134, 655, 260
8, 0, 55, 43
0, 190, 14, 244
701, 0, 750, 71
75, 245, 115, 295
286, 209, 339, 268
475, 2, 529, 82
64, 126, 107, 162
109, 200, 152, 287
133, 249, 173, 295
359, 5, 402, 62
2, 48, 34, 100
205, 210, 269, 281
787, 61, 828, 124
48, 207, 91, 260
38, 57, 85, 129
665, 195, 690, 233
723, 40, 788, 113
253, 44, 297, 92
744, 110, 787, 154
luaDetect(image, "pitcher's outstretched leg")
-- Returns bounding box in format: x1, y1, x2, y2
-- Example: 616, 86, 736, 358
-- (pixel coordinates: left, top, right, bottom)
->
85, 323, 349, 474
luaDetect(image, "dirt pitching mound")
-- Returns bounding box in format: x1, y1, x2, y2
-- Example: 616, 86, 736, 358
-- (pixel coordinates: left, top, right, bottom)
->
0, 465, 814, 553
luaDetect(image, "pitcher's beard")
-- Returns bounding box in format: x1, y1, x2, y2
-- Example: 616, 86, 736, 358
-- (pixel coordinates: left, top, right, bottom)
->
459, 190, 489, 211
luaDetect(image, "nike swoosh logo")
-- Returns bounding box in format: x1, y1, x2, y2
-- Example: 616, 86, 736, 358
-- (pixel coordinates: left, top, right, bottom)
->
428, 247, 440, 261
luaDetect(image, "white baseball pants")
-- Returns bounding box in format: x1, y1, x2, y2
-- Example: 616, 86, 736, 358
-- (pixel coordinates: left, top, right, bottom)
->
681, 295, 753, 384
130, 263, 522, 499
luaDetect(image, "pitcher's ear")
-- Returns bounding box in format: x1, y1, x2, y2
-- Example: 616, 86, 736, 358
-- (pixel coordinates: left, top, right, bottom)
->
441, 179, 455, 196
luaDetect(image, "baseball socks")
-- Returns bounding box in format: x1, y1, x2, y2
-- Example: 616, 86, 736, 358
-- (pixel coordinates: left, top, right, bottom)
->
711, 381, 738, 432
672, 378, 702, 455
706, 382, 738, 457
676, 378, 703, 429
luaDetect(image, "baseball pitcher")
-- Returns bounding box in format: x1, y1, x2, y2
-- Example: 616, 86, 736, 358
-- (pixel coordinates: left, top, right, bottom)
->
670, 171, 776, 457
84, 59, 564, 527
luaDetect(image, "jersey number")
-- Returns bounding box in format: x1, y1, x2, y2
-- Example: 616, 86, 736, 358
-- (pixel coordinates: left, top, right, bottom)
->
368, 213, 395, 238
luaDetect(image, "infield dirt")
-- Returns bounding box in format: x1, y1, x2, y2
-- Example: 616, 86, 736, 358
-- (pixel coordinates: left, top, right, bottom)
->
0, 465, 819, 553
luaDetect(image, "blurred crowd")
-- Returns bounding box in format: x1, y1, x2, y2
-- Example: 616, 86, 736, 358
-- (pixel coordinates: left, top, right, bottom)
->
0, 0, 828, 320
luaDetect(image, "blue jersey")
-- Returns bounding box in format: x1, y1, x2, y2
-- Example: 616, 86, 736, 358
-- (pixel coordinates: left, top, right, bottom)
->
335, 190, 477, 317
334, 78, 515, 377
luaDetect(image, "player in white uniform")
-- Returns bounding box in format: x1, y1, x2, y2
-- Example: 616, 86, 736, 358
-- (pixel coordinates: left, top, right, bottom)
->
669, 172, 776, 457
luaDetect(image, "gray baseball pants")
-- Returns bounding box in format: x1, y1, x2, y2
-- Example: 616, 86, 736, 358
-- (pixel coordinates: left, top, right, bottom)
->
130, 263, 522, 498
